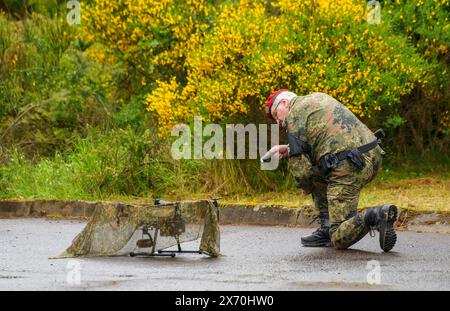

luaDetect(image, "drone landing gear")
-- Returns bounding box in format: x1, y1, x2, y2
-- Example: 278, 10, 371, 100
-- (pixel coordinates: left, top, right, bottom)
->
157, 247, 202, 256
129, 227, 201, 258
130, 252, 176, 258
130, 243, 202, 258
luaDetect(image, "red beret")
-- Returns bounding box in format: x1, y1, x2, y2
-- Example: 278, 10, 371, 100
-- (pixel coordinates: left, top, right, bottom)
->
265, 89, 288, 120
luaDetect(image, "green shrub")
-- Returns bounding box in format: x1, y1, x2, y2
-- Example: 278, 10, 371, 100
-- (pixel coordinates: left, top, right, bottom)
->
0, 1, 448, 201
0, 12, 117, 159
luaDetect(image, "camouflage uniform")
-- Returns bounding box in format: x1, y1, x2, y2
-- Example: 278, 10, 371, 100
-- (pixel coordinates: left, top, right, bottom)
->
286, 92, 384, 249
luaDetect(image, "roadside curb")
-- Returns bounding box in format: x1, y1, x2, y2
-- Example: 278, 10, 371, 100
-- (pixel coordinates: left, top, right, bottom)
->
0, 199, 448, 233
0, 199, 99, 219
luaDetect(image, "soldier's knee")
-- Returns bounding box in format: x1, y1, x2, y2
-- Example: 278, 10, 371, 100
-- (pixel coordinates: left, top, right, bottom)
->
329, 226, 350, 249
331, 234, 350, 250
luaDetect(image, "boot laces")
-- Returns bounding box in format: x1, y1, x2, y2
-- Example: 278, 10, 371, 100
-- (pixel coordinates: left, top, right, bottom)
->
312, 226, 323, 235
309, 215, 329, 235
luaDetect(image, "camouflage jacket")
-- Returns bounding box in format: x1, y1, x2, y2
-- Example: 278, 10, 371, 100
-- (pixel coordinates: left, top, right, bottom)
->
285, 92, 381, 191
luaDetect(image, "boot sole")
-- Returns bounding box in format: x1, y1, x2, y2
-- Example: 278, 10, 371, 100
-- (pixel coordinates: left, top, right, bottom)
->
301, 239, 332, 247
379, 204, 398, 252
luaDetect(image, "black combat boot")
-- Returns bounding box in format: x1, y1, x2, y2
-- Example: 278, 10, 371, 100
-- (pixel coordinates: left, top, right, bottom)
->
364, 204, 398, 252
301, 212, 331, 247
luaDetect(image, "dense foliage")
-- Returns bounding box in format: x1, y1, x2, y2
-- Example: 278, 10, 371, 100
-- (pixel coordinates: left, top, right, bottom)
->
83, 0, 449, 143
0, 0, 448, 199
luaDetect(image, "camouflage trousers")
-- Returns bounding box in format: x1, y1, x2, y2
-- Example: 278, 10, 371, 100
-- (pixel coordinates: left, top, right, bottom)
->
307, 147, 383, 249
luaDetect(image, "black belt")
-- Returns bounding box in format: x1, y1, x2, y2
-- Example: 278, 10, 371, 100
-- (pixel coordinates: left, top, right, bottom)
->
319, 129, 385, 175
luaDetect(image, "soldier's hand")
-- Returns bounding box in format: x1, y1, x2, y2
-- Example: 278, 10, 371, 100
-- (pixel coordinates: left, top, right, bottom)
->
269, 144, 289, 159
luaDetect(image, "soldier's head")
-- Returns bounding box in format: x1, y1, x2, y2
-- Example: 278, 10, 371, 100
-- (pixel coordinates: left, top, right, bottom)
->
265, 89, 297, 126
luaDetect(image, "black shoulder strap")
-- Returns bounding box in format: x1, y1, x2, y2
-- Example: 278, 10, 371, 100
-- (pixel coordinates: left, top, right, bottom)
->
287, 130, 311, 158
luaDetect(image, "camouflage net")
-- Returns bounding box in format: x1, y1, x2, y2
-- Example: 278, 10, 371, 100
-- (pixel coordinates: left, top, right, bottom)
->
54, 199, 220, 258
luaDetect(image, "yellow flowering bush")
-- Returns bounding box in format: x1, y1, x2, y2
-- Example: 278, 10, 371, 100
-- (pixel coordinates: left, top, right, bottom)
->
269, 0, 429, 118
83, 0, 217, 81
145, 0, 431, 133
148, 1, 272, 128
83, 0, 447, 139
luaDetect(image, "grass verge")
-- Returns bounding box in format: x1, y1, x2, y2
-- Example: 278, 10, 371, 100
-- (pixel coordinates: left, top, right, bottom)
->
220, 176, 449, 213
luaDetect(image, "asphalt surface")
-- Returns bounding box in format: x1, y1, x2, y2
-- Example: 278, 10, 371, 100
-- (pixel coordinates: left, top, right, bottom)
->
0, 218, 449, 290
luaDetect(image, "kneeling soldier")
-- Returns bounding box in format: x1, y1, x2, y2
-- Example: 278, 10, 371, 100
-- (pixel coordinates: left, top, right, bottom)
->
265, 90, 398, 252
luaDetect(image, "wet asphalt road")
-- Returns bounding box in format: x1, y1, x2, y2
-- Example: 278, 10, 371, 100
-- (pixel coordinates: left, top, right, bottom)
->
0, 218, 449, 290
